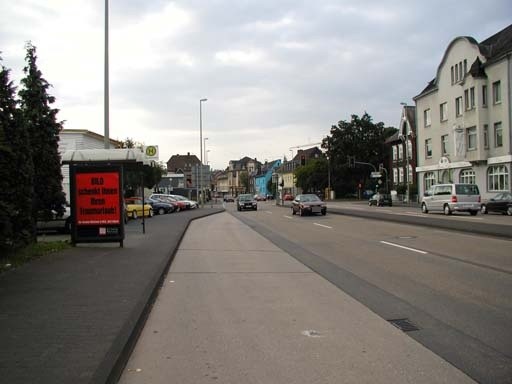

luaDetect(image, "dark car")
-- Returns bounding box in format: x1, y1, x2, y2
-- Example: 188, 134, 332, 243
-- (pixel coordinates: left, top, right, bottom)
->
254, 194, 267, 201
291, 194, 326, 216
480, 192, 512, 215
237, 194, 257, 211
147, 197, 175, 215
369, 193, 392, 207
36, 205, 72, 233
283, 193, 294, 201
224, 195, 235, 202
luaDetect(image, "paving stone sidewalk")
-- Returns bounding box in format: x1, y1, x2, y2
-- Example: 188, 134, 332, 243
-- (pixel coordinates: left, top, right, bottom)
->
0, 207, 223, 384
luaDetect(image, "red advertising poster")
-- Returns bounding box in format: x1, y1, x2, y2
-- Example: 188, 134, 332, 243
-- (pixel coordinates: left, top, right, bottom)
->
76, 172, 120, 225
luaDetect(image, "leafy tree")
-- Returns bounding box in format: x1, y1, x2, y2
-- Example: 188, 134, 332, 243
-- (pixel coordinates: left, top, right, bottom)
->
0, 57, 35, 250
323, 113, 396, 197
18, 42, 66, 222
294, 158, 328, 193
239, 170, 249, 192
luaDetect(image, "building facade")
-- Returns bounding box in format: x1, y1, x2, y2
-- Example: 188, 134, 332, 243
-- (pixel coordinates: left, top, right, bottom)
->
166, 153, 202, 188
386, 105, 417, 199
414, 24, 512, 200
227, 157, 260, 196
254, 159, 282, 197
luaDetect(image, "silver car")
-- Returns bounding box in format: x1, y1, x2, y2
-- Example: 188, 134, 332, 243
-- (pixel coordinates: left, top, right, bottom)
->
421, 183, 480, 216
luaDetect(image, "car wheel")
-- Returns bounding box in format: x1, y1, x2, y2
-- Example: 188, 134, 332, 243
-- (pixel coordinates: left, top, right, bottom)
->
443, 204, 452, 215
481, 205, 487, 214
176, 206, 180, 212
292, 208, 296, 215
368, 201, 372, 206
421, 203, 428, 214
132, 210, 138, 219
470, 210, 478, 216
148, 209, 153, 218
322, 210, 326, 216
299, 208, 303, 216
254, 207, 257, 211
158, 207, 165, 215
507, 206, 512, 216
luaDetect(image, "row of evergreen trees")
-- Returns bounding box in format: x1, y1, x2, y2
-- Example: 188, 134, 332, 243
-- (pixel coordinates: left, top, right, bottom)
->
0, 43, 66, 252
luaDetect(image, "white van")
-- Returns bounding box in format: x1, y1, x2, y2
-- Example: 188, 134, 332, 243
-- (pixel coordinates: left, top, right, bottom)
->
421, 183, 480, 216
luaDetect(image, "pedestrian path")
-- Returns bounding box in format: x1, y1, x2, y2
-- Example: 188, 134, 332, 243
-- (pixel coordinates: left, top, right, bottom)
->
119, 212, 475, 384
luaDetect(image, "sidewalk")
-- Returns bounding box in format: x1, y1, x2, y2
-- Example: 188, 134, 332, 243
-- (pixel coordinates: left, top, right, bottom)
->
0, 207, 223, 384
118, 212, 475, 384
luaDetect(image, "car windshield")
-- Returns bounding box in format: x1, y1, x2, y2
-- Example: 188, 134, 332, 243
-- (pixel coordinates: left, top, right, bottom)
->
239, 195, 253, 201
455, 184, 479, 195
301, 194, 320, 202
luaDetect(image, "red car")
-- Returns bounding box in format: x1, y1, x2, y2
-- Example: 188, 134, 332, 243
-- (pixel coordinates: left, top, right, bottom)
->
284, 193, 294, 201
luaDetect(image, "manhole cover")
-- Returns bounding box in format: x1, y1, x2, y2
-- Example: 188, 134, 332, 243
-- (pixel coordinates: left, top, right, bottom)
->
388, 318, 420, 332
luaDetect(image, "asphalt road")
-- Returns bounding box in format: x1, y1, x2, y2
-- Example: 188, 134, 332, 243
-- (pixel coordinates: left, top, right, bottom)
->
229, 200, 512, 384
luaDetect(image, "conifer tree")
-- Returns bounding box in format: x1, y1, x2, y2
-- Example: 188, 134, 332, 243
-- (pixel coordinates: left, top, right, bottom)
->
19, 42, 65, 222
0, 56, 35, 250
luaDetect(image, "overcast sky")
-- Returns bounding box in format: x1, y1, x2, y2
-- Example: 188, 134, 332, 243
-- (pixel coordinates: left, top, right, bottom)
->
0, 1, 510, 170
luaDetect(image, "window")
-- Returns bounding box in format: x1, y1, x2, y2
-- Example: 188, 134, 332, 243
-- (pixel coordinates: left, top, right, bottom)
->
494, 122, 503, 147
492, 81, 501, 103
440, 102, 447, 121
482, 85, 488, 106
464, 89, 469, 110
398, 144, 403, 160
483, 124, 489, 148
424, 109, 431, 127
392, 146, 397, 161
407, 139, 412, 158
455, 97, 463, 116
459, 61, 463, 80
459, 169, 476, 184
467, 127, 477, 150
470, 87, 475, 109
393, 168, 398, 183
425, 139, 432, 158
464, 59, 467, 75
424, 172, 435, 191
451, 66, 454, 84
455, 64, 458, 82
399, 167, 404, 183
408, 165, 413, 184
487, 165, 509, 191
441, 134, 449, 155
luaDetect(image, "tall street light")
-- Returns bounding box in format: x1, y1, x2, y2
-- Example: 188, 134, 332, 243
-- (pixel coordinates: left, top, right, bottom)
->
104, 0, 109, 148
204, 137, 209, 202
199, 98, 207, 207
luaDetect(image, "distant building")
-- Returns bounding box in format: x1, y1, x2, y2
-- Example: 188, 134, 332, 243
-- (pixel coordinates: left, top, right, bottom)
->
254, 159, 282, 197
385, 105, 417, 197
414, 24, 512, 199
227, 157, 260, 196
166, 152, 202, 188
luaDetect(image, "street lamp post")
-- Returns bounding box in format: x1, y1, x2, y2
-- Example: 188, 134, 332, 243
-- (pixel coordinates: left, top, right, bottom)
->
400, 102, 410, 203
289, 150, 294, 197
204, 137, 209, 202
104, 0, 109, 148
199, 98, 207, 207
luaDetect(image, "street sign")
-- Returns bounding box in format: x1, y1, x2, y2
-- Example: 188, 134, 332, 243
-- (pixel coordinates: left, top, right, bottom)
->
370, 172, 382, 178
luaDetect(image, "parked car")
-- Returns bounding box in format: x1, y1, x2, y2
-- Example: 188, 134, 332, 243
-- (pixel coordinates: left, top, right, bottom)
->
169, 194, 198, 209
508, 203, 512, 216
254, 194, 267, 201
368, 193, 393, 207
292, 194, 326, 216
237, 194, 258, 211
223, 195, 235, 202
480, 192, 512, 215
147, 197, 175, 215
283, 193, 294, 201
149, 194, 186, 212
421, 183, 480, 216
36, 205, 72, 233
124, 198, 153, 219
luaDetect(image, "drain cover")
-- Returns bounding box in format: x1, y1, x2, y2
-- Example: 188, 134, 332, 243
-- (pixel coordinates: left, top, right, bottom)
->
388, 318, 420, 332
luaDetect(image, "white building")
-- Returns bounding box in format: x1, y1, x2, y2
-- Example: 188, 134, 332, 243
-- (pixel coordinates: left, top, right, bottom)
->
414, 24, 511, 200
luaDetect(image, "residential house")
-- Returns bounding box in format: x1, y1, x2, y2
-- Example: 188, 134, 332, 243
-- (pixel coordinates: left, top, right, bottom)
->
166, 153, 201, 188
385, 105, 417, 198
227, 157, 260, 196
414, 24, 512, 200
254, 159, 282, 197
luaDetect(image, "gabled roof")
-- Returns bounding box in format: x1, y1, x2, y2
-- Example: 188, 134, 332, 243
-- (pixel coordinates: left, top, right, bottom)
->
414, 23, 512, 100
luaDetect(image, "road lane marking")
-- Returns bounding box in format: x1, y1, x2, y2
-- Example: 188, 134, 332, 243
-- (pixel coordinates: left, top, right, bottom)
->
284, 215, 293, 219
314, 223, 332, 229
265, 211, 273, 214
380, 241, 427, 254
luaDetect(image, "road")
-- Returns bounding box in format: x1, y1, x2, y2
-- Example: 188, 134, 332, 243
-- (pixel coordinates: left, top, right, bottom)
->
229, 200, 512, 384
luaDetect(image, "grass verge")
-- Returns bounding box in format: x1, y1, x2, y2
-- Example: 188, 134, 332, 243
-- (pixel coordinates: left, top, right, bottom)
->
0, 241, 72, 274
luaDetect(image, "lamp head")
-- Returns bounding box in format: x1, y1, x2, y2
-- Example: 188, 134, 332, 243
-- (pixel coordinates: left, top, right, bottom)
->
200, 98, 208, 102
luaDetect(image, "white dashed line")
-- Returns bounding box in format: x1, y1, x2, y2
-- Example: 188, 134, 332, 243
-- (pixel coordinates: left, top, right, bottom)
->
380, 241, 427, 254
284, 215, 293, 219
314, 223, 332, 229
